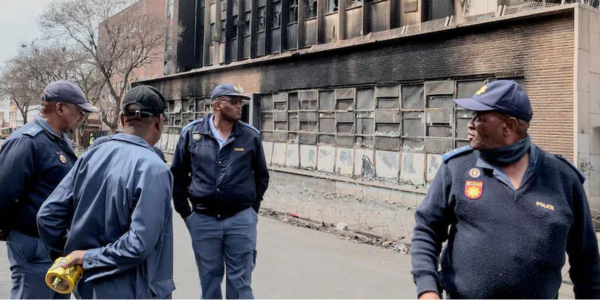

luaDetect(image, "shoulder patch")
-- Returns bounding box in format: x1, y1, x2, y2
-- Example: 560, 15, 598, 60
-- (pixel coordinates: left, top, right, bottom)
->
442, 145, 473, 163
238, 120, 260, 135
22, 125, 43, 138
555, 154, 586, 183
181, 119, 200, 135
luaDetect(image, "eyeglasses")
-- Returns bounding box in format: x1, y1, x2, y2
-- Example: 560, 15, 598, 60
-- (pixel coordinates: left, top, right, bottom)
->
73, 105, 85, 117
220, 97, 245, 106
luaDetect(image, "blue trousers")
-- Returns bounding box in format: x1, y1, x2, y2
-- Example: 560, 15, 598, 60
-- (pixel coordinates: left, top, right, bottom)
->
6, 230, 69, 299
186, 208, 257, 299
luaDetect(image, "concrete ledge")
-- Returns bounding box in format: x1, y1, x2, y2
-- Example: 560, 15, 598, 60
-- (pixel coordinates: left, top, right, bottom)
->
269, 165, 427, 195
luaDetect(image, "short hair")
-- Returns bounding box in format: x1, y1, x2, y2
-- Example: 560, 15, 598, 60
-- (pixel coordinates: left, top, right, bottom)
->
40, 100, 56, 116
516, 119, 530, 137
497, 112, 529, 137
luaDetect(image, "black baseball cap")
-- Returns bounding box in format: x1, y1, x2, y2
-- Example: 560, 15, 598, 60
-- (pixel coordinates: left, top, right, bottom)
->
211, 83, 250, 100
41, 80, 99, 113
121, 85, 167, 117
453, 80, 533, 122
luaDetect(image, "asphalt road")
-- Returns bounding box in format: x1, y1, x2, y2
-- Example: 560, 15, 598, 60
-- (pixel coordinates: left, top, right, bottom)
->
0, 215, 416, 299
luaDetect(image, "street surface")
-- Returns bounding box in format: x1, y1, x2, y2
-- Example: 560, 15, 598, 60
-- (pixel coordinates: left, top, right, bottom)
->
0, 215, 416, 298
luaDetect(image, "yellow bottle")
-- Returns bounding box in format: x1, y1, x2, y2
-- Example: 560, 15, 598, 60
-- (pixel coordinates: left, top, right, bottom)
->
45, 255, 84, 294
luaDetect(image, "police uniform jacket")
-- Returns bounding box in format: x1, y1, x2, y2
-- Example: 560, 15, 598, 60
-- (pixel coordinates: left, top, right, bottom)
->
0, 117, 77, 237
171, 113, 270, 219
37, 133, 175, 299
411, 145, 600, 299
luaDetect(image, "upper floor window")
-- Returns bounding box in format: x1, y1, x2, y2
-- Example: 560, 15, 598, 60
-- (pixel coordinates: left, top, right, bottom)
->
257, 6, 266, 32
347, 0, 362, 8
326, 0, 338, 13
272, 1, 282, 28
289, 0, 298, 23
166, 0, 174, 19
243, 12, 251, 35
306, 0, 317, 18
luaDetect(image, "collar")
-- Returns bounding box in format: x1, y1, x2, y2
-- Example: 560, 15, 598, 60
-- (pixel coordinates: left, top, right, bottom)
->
476, 144, 538, 175
198, 113, 242, 136
209, 115, 228, 142
35, 116, 69, 142
110, 133, 155, 152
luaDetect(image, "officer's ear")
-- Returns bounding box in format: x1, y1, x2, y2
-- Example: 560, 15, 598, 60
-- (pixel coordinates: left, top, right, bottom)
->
155, 115, 163, 132
56, 102, 65, 117
212, 99, 220, 112
503, 117, 518, 136
119, 112, 126, 128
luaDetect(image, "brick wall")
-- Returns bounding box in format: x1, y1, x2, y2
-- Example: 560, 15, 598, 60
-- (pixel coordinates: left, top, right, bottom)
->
146, 11, 575, 159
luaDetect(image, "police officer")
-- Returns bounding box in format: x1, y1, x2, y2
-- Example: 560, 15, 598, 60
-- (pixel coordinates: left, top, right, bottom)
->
37, 85, 174, 299
88, 133, 94, 148
171, 83, 269, 299
0, 80, 99, 299
91, 134, 167, 162
411, 80, 600, 299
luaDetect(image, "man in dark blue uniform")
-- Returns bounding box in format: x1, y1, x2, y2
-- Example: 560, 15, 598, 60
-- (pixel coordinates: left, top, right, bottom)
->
0, 80, 99, 299
37, 85, 175, 299
171, 83, 269, 299
411, 80, 600, 299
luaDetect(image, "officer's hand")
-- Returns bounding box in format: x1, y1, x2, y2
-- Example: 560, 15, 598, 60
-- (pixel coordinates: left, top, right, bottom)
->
0, 229, 7, 241
61, 250, 87, 268
418, 291, 440, 300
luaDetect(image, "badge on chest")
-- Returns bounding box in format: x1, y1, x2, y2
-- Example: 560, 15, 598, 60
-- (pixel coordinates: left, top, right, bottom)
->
465, 180, 483, 200
57, 152, 67, 164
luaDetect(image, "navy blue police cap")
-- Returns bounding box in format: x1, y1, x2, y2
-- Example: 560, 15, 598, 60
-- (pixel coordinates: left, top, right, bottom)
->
41, 80, 99, 113
453, 80, 533, 122
121, 85, 166, 117
211, 83, 250, 100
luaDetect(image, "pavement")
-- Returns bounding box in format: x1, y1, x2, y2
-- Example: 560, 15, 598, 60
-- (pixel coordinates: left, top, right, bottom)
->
0, 214, 416, 299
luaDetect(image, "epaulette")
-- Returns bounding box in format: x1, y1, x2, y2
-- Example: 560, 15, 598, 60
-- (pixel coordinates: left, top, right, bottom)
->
22, 125, 44, 138
555, 154, 586, 183
181, 119, 200, 134
442, 145, 473, 163
238, 120, 260, 135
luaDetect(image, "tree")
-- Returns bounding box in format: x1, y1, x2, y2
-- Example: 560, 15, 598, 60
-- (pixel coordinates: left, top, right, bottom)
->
0, 41, 106, 146
73, 62, 106, 146
0, 58, 42, 125
40, 0, 178, 133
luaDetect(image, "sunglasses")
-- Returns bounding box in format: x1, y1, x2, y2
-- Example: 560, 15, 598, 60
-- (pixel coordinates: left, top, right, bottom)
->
220, 97, 245, 106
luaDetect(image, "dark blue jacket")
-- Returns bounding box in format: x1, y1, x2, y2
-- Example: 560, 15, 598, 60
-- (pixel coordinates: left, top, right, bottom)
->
0, 117, 77, 237
37, 134, 175, 299
411, 145, 600, 299
170, 113, 269, 219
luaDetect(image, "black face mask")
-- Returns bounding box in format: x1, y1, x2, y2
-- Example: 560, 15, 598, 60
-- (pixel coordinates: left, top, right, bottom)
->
478, 134, 531, 166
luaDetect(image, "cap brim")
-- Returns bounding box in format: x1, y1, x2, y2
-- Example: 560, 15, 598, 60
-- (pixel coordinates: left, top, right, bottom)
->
222, 93, 251, 100
453, 98, 495, 111
78, 102, 100, 113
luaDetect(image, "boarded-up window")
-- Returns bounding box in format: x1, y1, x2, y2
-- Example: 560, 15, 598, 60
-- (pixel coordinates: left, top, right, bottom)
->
356, 88, 375, 110
319, 91, 335, 110
402, 85, 423, 109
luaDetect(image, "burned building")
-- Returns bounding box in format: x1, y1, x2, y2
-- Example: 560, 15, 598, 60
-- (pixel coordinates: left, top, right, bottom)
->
140, 0, 600, 218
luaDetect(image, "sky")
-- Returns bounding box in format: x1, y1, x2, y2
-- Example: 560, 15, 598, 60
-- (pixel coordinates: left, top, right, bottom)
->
0, 0, 56, 65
